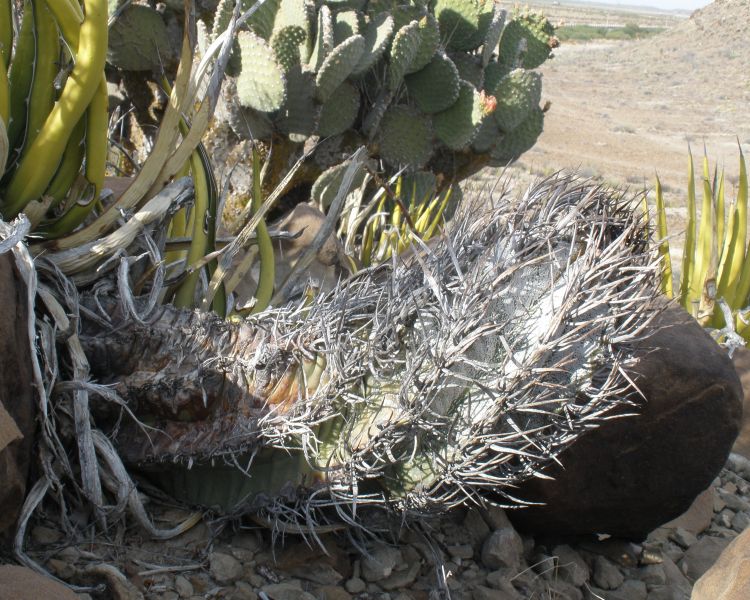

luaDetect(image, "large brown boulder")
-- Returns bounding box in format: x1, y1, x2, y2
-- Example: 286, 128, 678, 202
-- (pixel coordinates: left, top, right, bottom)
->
509, 305, 742, 540
730, 347, 750, 459
0, 253, 35, 544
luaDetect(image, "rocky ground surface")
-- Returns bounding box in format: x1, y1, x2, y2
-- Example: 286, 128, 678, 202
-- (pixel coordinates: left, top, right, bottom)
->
16, 452, 749, 600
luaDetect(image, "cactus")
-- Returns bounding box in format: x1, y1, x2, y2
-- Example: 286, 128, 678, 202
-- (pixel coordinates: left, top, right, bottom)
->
107, 5, 173, 71
202, 1, 556, 212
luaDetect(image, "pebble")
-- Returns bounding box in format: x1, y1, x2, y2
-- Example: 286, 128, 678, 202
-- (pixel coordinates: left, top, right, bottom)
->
669, 528, 698, 549
261, 582, 316, 600
174, 575, 194, 598
209, 551, 243, 584
731, 510, 750, 532
480, 528, 523, 571
552, 544, 590, 586
361, 545, 402, 582
592, 555, 624, 590
345, 577, 366, 594
638, 563, 667, 586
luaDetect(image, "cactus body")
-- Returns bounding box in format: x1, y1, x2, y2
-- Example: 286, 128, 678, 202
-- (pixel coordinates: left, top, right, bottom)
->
315, 34, 365, 102
236, 31, 286, 112
492, 69, 542, 133
379, 105, 433, 168
318, 82, 360, 137
405, 53, 460, 114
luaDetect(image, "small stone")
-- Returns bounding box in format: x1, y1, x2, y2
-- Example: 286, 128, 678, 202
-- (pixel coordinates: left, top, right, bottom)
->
463, 510, 491, 548
553, 545, 590, 586
731, 510, 750, 532
717, 508, 735, 528
473, 585, 519, 600
209, 551, 243, 584
592, 555, 624, 590
47, 558, 76, 580
483, 506, 513, 531
76, 595, 93, 600
659, 556, 692, 597
644, 585, 683, 600
380, 562, 420, 591
161, 593, 179, 600
261, 582, 316, 600
717, 488, 750, 512
361, 545, 402, 582
344, 577, 366, 593
661, 541, 685, 563
174, 575, 194, 598
709, 524, 738, 538
722, 481, 738, 495
530, 553, 556, 580
593, 579, 647, 600
638, 563, 667, 586
481, 528, 523, 571
714, 495, 727, 513
232, 581, 258, 600
32, 525, 62, 545
669, 528, 698, 549
314, 585, 352, 600
447, 545, 474, 560
484, 572, 521, 598
545, 580, 583, 600
231, 530, 263, 553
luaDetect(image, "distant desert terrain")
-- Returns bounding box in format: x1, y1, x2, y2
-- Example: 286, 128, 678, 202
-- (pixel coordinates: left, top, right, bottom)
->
476, 0, 750, 237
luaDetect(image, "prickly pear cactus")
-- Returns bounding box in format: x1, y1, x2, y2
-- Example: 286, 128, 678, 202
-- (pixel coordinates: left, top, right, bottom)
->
203, 0, 557, 206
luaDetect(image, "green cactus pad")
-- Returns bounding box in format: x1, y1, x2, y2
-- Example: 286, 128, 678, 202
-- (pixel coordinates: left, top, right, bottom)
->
498, 12, 557, 70
405, 53, 460, 114
333, 10, 363, 45
470, 115, 501, 153
408, 14, 441, 74
271, 25, 306, 71
433, 0, 494, 52
379, 105, 433, 168
492, 69, 541, 133
434, 81, 487, 150
107, 5, 173, 71
388, 20, 420, 90
449, 53, 483, 89
244, 0, 282, 40
490, 106, 544, 163
308, 4, 334, 72
483, 60, 510, 94
315, 34, 365, 102
311, 159, 369, 209
275, 66, 317, 141
211, 0, 234, 42
362, 89, 393, 139
317, 82, 361, 137
236, 31, 286, 112
352, 12, 394, 75
401, 171, 437, 206
482, 6, 506, 66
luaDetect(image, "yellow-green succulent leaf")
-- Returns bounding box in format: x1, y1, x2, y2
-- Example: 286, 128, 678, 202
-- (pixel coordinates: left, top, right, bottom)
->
654, 175, 673, 298
250, 145, 274, 314
0, 0, 11, 68
680, 150, 697, 309
732, 148, 750, 310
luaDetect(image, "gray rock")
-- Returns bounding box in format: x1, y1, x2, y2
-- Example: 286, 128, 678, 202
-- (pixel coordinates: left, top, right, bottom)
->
717, 488, 750, 512
231, 531, 263, 553
731, 510, 750, 532
361, 545, 402, 582
592, 555, 624, 590
553, 544, 590, 587
679, 535, 731, 581
481, 528, 524, 571
715, 494, 727, 513
544, 580, 583, 600
638, 564, 667, 586
344, 577, 366, 593
161, 593, 179, 600
717, 508, 735, 528
645, 585, 688, 600
31, 525, 62, 545
313, 586, 351, 600
727, 453, 750, 479
659, 556, 692, 597
595, 579, 647, 600
463, 510, 491, 547
209, 551, 243, 584
232, 582, 258, 600
473, 585, 519, 600
380, 562, 420, 591
669, 527, 698, 549
174, 575, 194, 598
261, 582, 316, 600
447, 545, 474, 560
530, 553, 557, 580
483, 506, 513, 531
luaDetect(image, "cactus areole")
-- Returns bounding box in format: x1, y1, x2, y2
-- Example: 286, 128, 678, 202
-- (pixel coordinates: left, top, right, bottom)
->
80, 178, 659, 527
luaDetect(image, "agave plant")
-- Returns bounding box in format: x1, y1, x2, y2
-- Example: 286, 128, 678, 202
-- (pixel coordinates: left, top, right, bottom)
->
654, 146, 749, 344
65, 175, 659, 528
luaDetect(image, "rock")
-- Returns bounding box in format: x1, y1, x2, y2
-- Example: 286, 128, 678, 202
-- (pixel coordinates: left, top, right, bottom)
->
658, 488, 715, 536
208, 551, 243, 584
261, 582, 316, 600
481, 528, 524, 571
692, 526, 750, 600
717, 488, 750, 513
31, 526, 63, 546
730, 510, 750, 532
0, 565, 79, 599
592, 555, 624, 590
727, 453, 750, 480
638, 564, 667, 586
544, 580, 583, 600
659, 555, 692, 597
473, 585, 520, 600
577, 539, 640, 568
344, 575, 365, 594
447, 545, 474, 560
670, 528, 699, 550
380, 562, 420, 591
463, 510, 491, 548
361, 545, 402, 582
680, 536, 731, 582
645, 586, 686, 600
174, 575, 193, 598
231, 582, 258, 600
0, 254, 36, 544
485, 571, 520, 596
589, 579, 647, 600
553, 545, 589, 586
482, 506, 513, 531
314, 585, 352, 600
508, 306, 743, 539
230, 531, 263, 553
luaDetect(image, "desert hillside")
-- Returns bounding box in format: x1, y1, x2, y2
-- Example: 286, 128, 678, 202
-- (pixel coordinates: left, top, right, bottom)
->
490, 0, 749, 205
